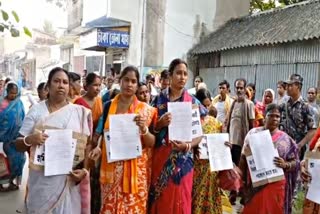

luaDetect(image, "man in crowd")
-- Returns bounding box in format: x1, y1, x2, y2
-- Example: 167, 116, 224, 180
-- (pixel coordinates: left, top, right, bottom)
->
212, 80, 233, 124
279, 74, 316, 160
276, 80, 289, 105
307, 87, 320, 127
159, 69, 170, 91
146, 74, 159, 97
226, 78, 255, 205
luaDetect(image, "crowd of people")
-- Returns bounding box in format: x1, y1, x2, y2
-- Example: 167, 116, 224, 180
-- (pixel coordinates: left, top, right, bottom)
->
0, 58, 319, 214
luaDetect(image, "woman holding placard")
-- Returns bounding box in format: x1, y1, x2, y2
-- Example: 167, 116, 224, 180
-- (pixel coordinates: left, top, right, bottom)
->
99, 66, 156, 214
192, 88, 225, 214
149, 59, 205, 214
15, 67, 92, 213
240, 103, 299, 214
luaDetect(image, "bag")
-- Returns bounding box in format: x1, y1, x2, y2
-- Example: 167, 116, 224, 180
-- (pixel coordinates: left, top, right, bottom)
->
303, 198, 320, 214
0, 154, 10, 177
218, 165, 242, 191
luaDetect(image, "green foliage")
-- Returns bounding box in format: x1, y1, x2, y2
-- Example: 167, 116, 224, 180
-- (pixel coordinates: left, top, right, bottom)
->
0, 1, 32, 37
250, 0, 307, 13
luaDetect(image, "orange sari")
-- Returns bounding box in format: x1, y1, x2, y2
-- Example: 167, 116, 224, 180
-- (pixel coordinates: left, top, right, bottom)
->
100, 94, 157, 214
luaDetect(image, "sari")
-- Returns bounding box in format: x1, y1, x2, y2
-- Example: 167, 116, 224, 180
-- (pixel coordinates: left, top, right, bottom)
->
192, 116, 223, 214
100, 94, 157, 214
256, 88, 275, 116
19, 102, 92, 214
240, 127, 299, 214
149, 88, 207, 214
0, 82, 25, 186
74, 96, 103, 214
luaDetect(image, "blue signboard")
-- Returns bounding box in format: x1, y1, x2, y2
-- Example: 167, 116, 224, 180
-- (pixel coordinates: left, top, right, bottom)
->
97, 28, 130, 48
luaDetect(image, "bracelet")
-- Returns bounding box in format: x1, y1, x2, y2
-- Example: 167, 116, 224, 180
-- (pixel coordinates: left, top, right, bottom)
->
140, 126, 149, 136
187, 143, 192, 152
82, 168, 89, 176
23, 136, 32, 147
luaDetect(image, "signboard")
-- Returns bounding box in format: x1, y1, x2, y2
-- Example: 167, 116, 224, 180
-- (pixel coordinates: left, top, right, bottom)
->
97, 28, 129, 48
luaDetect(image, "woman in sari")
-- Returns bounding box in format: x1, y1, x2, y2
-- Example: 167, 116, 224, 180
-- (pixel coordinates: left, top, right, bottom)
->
69, 72, 82, 103
74, 72, 103, 214
99, 66, 156, 214
149, 58, 204, 214
246, 88, 264, 127
256, 88, 275, 116
0, 81, 25, 192
15, 67, 92, 214
240, 103, 299, 214
192, 88, 223, 214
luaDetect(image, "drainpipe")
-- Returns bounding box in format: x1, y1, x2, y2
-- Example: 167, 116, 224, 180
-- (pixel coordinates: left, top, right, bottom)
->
139, 0, 147, 81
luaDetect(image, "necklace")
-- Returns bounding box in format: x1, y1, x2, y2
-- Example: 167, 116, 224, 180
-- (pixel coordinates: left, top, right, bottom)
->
47, 100, 68, 113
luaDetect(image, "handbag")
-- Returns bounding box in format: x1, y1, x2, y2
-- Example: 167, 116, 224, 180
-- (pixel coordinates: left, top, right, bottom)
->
217, 165, 242, 191
0, 154, 10, 177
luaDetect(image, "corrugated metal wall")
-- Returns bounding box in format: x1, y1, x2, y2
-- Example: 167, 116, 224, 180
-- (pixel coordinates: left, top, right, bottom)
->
198, 40, 320, 100
200, 63, 319, 100
220, 40, 320, 66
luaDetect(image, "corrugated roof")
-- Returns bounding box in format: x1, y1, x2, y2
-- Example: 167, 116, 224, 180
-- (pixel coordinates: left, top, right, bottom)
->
190, 0, 320, 54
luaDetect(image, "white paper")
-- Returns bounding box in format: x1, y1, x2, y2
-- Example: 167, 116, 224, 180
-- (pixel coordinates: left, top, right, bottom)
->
246, 155, 284, 184
44, 129, 74, 176
0, 142, 6, 157
207, 133, 233, 171
34, 145, 45, 166
192, 108, 203, 138
199, 136, 208, 159
168, 102, 192, 142
104, 131, 130, 163
108, 114, 142, 161
306, 159, 320, 204
248, 130, 279, 170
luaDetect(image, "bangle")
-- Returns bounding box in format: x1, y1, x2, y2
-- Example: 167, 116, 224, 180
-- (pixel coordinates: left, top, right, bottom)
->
82, 168, 89, 176
187, 143, 192, 152
23, 136, 32, 147
140, 126, 149, 136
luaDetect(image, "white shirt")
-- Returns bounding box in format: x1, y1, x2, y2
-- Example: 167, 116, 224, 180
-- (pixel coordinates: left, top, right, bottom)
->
215, 101, 226, 123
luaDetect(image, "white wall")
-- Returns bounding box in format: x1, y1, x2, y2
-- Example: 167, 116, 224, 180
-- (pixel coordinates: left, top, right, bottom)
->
164, 0, 216, 66
109, 0, 143, 66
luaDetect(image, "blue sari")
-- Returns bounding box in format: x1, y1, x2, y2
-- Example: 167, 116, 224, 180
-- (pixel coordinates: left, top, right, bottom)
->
0, 93, 25, 184
149, 88, 207, 214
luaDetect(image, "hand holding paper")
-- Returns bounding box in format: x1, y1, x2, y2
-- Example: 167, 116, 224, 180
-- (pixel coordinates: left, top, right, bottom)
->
168, 102, 192, 142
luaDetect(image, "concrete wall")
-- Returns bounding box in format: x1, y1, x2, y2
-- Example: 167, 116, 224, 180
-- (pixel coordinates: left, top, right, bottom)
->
109, 0, 143, 66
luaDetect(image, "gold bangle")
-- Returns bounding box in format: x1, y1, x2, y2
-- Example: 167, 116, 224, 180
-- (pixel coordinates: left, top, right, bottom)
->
82, 168, 89, 176
23, 136, 32, 147
140, 126, 149, 136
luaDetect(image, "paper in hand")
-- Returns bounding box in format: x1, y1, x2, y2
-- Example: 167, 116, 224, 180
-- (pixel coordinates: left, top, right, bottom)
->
207, 133, 233, 171
306, 159, 320, 204
168, 102, 192, 142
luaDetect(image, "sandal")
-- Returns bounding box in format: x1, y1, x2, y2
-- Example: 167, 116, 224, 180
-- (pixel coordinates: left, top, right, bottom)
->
6, 183, 19, 191
0, 185, 7, 192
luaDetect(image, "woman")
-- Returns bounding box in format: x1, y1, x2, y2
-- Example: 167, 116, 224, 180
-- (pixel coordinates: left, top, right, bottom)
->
137, 82, 151, 104
15, 67, 92, 213
301, 128, 320, 214
69, 72, 82, 102
37, 82, 48, 101
256, 88, 275, 116
74, 73, 103, 131
192, 88, 223, 214
240, 103, 299, 214
74, 72, 103, 214
0, 81, 25, 192
247, 83, 258, 104
246, 88, 264, 127
100, 66, 156, 214
149, 59, 204, 214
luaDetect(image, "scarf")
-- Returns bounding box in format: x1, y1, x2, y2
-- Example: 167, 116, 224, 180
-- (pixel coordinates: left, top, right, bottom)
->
212, 94, 232, 115
100, 94, 145, 194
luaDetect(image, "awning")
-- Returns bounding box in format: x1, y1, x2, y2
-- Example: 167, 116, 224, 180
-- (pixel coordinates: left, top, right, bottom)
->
85, 16, 130, 28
